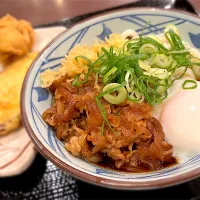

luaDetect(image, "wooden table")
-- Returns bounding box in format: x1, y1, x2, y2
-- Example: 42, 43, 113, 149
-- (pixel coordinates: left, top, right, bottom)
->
0, 0, 199, 26
0, 0, 138, 26
188, 0, 200, 15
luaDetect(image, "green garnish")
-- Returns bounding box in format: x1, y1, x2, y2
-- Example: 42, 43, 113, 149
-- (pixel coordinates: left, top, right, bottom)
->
103, 67, 117, 84
139, 43, 157, 64
103, 82, 127, 105
72, 56, 94, 86
182, 80, 197, 90
71, 24, 200, 133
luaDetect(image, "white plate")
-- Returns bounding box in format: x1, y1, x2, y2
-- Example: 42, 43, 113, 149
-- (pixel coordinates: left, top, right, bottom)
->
0, 26, 66, 177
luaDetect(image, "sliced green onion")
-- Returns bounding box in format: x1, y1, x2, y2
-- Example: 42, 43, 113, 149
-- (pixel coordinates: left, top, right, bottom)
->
128, 90, 144, 103
75, 55, 93, 65
100, 121, 105, 136
124, 38, 140, 53
147, 35, 162, 44
125, 71, 134, 92
101, 47, 111, 57
153, 54, 172, 68
139, 43, 157, 64
96, 82, 126, 133
165, 29, 185, 50
95, 97, 113, 132
164, 24, 179, 35
140, 37, 169, 52
182, 80, 197, 90
103, 67, 117, 84
169, 49, 189, 54
156, 85, 168, 95
102, 83, 127, 104
72, 56, 93, 86
139, 60, 151, 71
72, 74, 81, 86
94, 72, 99, 86
135, 77, 153, 105
99, 65, 108, 74
144, 68, 170, 79
155, 80, 168, 95
71, 23, 200, 118
168, 60, 178, 71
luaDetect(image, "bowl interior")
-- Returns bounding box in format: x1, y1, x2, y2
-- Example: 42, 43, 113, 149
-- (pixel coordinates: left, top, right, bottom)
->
22, 8, 200, 189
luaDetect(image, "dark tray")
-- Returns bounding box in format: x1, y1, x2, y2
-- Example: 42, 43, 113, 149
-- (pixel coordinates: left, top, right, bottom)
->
1, 0, 200, 200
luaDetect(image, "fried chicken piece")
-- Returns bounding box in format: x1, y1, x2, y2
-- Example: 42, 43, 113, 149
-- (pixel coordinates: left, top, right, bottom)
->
0, 15, 35, 64
0, 52, 38, 135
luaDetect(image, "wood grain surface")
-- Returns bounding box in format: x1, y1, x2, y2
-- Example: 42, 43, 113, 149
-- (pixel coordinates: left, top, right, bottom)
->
0, 0, 138, 26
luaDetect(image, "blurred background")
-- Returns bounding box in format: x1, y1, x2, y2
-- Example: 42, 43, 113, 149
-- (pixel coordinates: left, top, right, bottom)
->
0, 0, 199, 26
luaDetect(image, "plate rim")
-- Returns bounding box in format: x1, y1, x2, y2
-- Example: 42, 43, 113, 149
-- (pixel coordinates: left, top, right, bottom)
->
21, 7, 200, 190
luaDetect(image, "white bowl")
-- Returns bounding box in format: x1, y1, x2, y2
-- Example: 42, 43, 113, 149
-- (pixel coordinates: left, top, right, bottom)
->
21, 8, 200, 189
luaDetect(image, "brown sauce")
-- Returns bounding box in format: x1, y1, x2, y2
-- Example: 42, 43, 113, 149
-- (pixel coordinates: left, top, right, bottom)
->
95, 154, 178, 173
44, 78, 178, 173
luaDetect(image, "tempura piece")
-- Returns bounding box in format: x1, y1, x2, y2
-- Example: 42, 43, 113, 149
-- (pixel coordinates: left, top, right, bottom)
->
0, 52, 37, 135
0, 15, 35, 64
40, 34, 127, 88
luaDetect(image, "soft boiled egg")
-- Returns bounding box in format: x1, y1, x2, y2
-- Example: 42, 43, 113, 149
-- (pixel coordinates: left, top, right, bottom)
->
153, 79, 200, 160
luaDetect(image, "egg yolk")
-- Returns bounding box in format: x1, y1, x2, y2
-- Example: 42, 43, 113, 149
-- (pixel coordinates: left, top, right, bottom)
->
160, 89, 200, 151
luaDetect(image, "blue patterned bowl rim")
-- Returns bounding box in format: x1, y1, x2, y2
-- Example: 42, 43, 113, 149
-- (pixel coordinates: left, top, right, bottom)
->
21, 7, 200, 190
